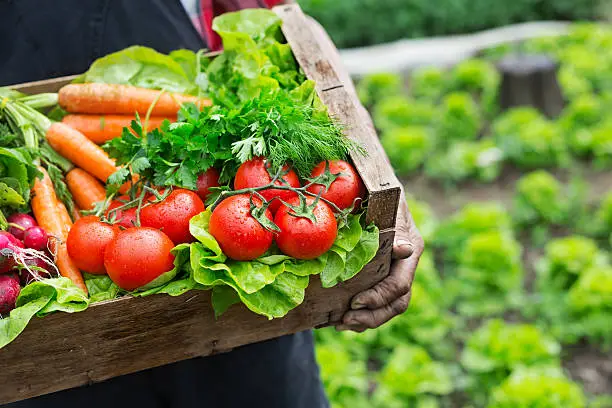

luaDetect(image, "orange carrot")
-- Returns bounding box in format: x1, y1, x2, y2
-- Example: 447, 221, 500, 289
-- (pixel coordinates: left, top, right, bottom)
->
58, 83, 211, 116
71, 205, 82, 222
31, 167, 87, 294
45, 122, 130, 193
66, 168, 106, 210
62, 114, 173, 144
56, 201, 74, 238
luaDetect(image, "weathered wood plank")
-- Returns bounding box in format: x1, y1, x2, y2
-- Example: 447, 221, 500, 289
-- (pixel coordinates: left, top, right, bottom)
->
0, 230, 394, 404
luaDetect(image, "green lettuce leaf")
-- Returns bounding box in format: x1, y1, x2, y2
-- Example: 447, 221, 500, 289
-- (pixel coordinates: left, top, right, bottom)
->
84, 273, 121, 303
76, 46, 198, 94
0, 278, 89, 349
187, 210, 379, 318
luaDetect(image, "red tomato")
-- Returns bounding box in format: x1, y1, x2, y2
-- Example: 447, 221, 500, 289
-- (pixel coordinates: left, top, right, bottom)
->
306, 160, 365, 210
274, 196, 337, 260
209, 194, 273, 261
140, 189, 205, 244
106, 195, 137, 229
234, 158, 300, 214
104, 227, 175, 291
196, 167, 220, 203
67, 216, 120, 275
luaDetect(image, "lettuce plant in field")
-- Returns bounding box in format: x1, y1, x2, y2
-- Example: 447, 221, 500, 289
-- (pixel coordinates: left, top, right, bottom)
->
461, 319, 561, 399
372, 95, 436, 133
558, 94, 604, 156
374, 282, 457, 358
424, 138, 502, 184
436, 92, 481, 144
447, 59, 500, 119
591, 119, 612, 169
492, 108, 569, 169
567, 265, 612, 347
487, 367, 587, 408
373, 345, 453, 407
409, 66, 447, 102
594, 191, 612, 237
536, 236, 606, 291
356, 72, 403, 107
381, 126, 434, 175
316, 343, 369, 408
433, 202, 512, 262
454, 230, 524, 316
512, 170, 568, 227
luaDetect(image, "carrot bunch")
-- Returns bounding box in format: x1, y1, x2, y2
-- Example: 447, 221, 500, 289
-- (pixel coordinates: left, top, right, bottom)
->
58, 83, 211, 144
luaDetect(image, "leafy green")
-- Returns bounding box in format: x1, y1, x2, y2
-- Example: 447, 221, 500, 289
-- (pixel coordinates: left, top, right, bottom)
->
185, 210, 378, 319
356, 72, 403, 106
558, 94, 604, 156
373, 96, 436, 133
410, 67, 447, 102
75, 46, 199, 94
381, 126, 433, 175
436, 92, 481, 144
374, 345, 454, 403
513, 170, 568, 228
316, 343, 369, 406
0, 278, 89, 348
488, 367, 587, 408
492, 108, 569, 168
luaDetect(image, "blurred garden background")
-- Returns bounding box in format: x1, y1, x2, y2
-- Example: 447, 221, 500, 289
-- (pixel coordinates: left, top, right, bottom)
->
300, 0, 612, 407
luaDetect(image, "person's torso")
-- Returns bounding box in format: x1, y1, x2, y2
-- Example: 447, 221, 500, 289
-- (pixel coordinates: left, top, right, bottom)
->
0, 0, 205, 86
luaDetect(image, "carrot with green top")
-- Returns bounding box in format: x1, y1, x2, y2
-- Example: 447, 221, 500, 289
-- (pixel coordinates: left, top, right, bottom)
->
31, 167, 87, 294
66, 168, 106, 211
62, 114, 172, 144
58, 83, 211, 116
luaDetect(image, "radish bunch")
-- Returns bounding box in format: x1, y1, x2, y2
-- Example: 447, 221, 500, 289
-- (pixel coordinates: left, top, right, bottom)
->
0, 213, 56, 315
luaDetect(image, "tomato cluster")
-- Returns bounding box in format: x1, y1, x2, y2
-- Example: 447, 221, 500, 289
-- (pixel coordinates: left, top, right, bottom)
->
67, 189, 205, 291
210, 158, 365, 261
66, 159, 365, 291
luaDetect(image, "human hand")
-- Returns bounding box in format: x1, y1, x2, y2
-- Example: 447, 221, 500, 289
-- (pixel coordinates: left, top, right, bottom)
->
337, 197, 424, 332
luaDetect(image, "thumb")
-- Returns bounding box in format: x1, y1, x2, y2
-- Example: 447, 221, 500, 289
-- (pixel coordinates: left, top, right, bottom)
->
393, 239, 413, 260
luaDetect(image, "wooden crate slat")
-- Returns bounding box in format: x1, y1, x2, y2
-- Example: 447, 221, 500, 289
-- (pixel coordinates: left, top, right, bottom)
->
0, 230, 394, 404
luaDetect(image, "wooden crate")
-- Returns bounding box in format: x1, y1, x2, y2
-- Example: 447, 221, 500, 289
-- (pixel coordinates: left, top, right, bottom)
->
0, 4, 401, 405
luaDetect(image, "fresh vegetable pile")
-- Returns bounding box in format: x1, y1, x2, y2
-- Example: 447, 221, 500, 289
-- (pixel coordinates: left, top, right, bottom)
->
0, 9, 379, 348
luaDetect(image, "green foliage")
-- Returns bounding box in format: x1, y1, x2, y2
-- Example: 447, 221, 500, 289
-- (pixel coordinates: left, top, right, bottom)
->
409, 67, 447, 101
316, 343, 369, 407
558, 94, 604, 156
432, 202, 512, 261
298, 0, 603, 49
374, 345, 454, 404
381, 126, 434, 175
567, 265, 612, 346
453, 231, 524, 316
373, 96, 436, 133
436, 92, 481, 144
595, 191, 612, 236
492, 108, 569, 168
536, 236, 606, 291
462, 320, 562, 401
406, 196, 438, 243
425, 138, 502, 183
591, 119, 612, 169
487, 368, 587, 408
357, 72, 403, 106
446, 60, 500, 118
512, 170, 568, 227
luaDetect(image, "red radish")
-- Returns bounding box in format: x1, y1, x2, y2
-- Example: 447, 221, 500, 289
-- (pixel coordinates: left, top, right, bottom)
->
0, 273, 21, 314
23, 227, 49, 251
0, 231, 24, 273
19, 258, 53, 286
7, 213, 37, 241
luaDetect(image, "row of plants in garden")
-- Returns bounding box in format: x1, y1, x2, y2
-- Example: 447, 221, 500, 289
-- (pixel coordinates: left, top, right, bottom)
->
298, 0, 605, 48
357, 23, 612, 186
315, 22, 612, 408
317, 182, 612, 407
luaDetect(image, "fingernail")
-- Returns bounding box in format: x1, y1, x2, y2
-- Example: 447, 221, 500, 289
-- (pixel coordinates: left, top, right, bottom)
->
351, 299, 367, 310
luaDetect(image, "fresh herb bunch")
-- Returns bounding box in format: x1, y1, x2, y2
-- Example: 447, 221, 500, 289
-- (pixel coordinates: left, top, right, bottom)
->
105, 86, 360, 188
